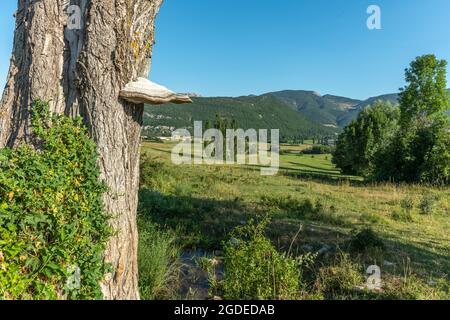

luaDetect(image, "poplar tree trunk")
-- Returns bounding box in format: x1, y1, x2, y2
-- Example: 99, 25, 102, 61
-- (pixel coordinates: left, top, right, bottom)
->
0, 0, 164, 300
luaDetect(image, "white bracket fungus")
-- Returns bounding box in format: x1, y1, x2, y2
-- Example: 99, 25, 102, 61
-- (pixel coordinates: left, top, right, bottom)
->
120, 77, 192, 105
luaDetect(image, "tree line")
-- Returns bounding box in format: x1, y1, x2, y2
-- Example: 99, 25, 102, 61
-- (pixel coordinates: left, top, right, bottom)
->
333, 55, 450, 185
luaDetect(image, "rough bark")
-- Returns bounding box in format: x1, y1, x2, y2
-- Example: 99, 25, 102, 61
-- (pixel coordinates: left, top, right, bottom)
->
0, 0, 164, 300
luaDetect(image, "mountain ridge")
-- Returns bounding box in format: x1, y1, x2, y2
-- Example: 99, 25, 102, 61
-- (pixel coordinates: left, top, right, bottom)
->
143, 89, 450, 140
143, 94, 336, 141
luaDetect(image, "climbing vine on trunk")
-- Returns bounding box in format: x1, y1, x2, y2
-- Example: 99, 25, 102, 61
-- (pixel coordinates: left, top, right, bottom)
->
0, 0, 164, 299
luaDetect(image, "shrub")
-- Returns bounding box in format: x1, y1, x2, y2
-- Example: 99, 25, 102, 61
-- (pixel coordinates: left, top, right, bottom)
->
0, 100, 111, 300
260, 196, 344, 226
400, 197, 415, 213
315, 252, 365, 299
140, 154, 172, 191
196, 256, 221, 297
391, 208, 414, 222
418, 193, 438, 215
388, 197, 416, 223
302, 145, 334, 155
348, 228, 385, 254
260, 195, 314, 215
138, 219, 181, 300
222, 219, 301, 300
382, 275, 450, 300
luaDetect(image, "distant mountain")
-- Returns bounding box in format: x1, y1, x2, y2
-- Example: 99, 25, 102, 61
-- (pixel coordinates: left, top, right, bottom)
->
338, 90, 450, 126
269, 90, 401, 128
337, 93, 399, 127
270, 90, 346, 127
143, 89, 450, 140
183, 93, 203, 98
143, 94, 335, 141
323, 95, 362, 110
355, 93, 399, 110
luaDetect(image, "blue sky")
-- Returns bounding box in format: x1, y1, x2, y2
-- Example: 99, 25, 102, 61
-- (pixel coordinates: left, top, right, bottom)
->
1, 0, 450, 100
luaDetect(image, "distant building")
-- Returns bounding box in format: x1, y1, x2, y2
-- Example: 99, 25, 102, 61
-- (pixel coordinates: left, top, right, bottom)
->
170, 134, 191, 142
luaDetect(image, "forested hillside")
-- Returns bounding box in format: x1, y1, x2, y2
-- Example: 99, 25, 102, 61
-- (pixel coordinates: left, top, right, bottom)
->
271, 90, 354, 127
144, 88, 450, 141
336, 93, 399, 127
144, 94, 336, 141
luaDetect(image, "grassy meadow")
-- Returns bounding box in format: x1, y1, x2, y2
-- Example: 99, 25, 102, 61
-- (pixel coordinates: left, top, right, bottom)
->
137, 141, 450, 300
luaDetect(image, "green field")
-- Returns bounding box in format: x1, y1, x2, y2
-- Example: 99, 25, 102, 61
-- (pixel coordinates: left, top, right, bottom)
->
138, 141, 450, 300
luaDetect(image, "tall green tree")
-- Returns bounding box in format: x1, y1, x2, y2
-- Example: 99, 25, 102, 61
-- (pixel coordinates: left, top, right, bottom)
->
333, 101, 399, 176
399, 55, 449, 127
335, 55, 449, 184
375, 55, 450, 184
204, 114, 239, 161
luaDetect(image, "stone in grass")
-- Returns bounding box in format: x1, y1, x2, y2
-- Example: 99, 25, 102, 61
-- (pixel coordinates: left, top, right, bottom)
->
229, 237, 240, 248
383, 260, 395, 267
317, 244, 331, 255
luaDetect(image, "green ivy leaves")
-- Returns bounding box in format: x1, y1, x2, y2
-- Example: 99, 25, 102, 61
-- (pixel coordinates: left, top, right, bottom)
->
0, 100, 111, 300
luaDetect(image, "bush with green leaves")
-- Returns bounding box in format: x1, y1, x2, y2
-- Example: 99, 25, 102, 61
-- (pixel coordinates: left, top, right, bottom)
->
332, 101, 399, 176
0, 100, 111, 300
222, 219, 301, 300
418, 193, 439, 215
315, 252, 365, 299
302, 145, 335, 155
348, 228, 385, 254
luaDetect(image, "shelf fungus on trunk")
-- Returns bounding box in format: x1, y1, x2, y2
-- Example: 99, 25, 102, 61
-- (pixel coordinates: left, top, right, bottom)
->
119, 77, 193, 105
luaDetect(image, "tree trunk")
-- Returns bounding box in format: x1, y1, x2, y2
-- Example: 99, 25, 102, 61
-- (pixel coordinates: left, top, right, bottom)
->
0, 0, 164, 300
